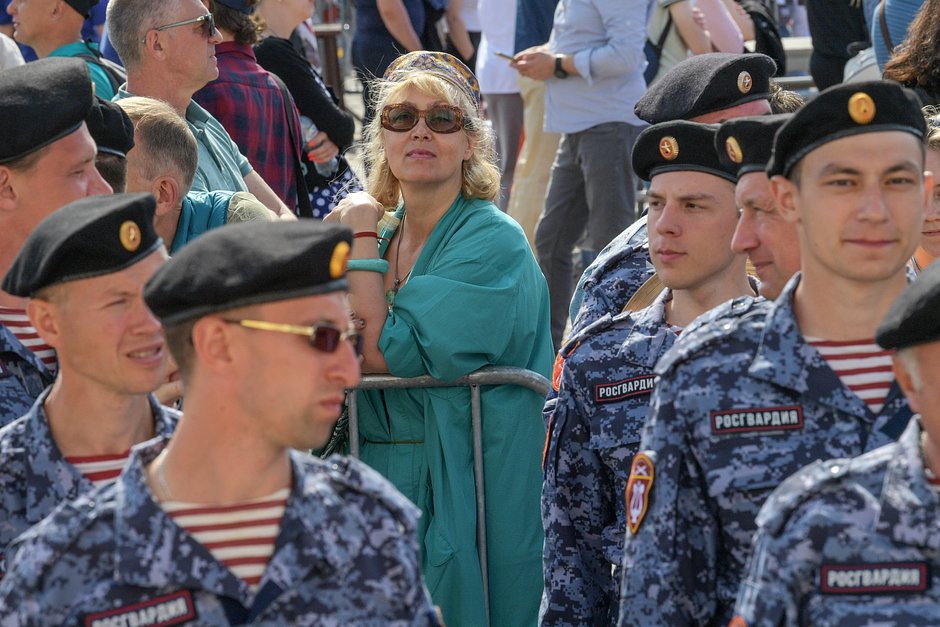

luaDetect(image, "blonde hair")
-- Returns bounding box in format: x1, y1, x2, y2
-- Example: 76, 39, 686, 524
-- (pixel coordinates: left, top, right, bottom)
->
362, 72, 500, 208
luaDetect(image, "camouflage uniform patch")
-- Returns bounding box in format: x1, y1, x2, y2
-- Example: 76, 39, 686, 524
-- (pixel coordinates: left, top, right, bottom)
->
0, 439, 440, 625
735, 419, 940, 625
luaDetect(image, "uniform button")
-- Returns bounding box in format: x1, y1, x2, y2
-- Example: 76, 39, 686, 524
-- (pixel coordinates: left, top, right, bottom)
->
86, 500, 95, 509
830, 465, 840, 474
331, 463, 339, 471
723, 323, 733, 331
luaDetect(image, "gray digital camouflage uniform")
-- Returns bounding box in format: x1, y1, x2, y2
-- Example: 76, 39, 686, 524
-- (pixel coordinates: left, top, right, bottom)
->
542, 289, 677, 625
734, 419, 940, 626
617, 274, 914, 626
0, 324, 53, 427
568, 217, 654, 336
0, 438, 440, 626
0, 388, 179, 577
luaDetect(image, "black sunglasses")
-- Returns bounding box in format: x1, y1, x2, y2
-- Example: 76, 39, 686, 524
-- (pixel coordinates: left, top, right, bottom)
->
225, 319, 362, 356
380, 103, 466, 134
150, 13, 217, 40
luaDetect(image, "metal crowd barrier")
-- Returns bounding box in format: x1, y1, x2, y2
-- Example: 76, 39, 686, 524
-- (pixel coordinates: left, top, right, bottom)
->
347, 366, 552, 627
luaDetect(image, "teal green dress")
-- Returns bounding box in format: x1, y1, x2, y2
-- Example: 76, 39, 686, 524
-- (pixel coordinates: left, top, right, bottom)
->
356, 194, 553, 627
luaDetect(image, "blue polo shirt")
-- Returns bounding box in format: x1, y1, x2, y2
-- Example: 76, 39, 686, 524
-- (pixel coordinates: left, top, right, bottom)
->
114, 87, 252, 195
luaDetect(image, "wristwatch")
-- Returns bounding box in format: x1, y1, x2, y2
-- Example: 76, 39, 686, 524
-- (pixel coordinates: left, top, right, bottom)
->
553, 55, 568, 79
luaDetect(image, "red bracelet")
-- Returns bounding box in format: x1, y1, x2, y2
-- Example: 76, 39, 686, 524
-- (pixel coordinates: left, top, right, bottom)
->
353, 231, 379, 239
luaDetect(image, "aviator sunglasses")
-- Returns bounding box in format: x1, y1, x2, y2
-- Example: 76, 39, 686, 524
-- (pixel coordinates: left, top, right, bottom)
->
146, 13, 217, 41
380, 103, 466, 134
224, 319, 362, 356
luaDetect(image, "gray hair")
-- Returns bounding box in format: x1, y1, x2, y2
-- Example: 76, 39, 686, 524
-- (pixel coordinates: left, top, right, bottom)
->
117, 97, 198, 194
106, 0, 179, 69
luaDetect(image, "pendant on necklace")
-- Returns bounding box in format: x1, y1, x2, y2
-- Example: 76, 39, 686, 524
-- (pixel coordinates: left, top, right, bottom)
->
386, 278, 405, 309
386, 278, 405, 311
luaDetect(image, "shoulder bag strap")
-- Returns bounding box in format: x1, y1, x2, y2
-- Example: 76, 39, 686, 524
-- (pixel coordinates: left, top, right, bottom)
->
878, 0, 895, 52
657, 13, 674, 49
270, 73, 314, 219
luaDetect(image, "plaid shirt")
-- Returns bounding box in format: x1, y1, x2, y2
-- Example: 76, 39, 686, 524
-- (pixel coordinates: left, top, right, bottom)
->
194, 42, 301, 210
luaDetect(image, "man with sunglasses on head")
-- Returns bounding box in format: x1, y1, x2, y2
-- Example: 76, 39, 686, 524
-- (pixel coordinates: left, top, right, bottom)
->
0, 220, 440, 625
106, 0, 295, 221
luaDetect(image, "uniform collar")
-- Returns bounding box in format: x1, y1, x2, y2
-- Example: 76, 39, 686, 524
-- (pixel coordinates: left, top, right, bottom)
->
876, 418, 940, 549
748, 272, 905, 423
22, 388, 84, 524
112, 444, 351, 614
24, 393, 178, 525
0, 323, 54, 381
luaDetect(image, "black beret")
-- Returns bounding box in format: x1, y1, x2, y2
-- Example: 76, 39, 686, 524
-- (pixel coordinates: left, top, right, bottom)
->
716, 114, 791, 179
768, 80, 926, 178
64, 0, 99, 17
214, 0, 255, 14
2, 193, 162, 297
876, 262, 940, 350
633, 120, 737, 183
144, 221, 353, 325
0, 57, 94, 165
86, 97, 135, 158
635, 53, 776, 124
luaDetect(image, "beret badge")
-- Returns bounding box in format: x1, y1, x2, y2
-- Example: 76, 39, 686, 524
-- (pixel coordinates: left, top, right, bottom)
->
330, 241, 350, 279
119, 221, 142, 252
848, 92, 876, 125
725, 136, 743, 164
737, 71, 752, 94
659, 137, 679, 161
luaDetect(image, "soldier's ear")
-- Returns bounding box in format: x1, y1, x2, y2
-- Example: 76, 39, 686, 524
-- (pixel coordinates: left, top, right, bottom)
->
0, 167, 19, 213
26, 297, 64, 349
190, 315, 237, 375
892, 354, 920, 414
770, 174, 799, 224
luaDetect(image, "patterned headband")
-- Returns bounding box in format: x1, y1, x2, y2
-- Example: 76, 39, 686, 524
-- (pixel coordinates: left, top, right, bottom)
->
383, 51, 481, 110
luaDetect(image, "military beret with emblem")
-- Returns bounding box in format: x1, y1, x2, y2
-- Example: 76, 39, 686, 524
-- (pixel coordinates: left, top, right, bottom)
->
876, 261, 940, 350
2, 193, 162, 297
86, 97, 135, 158
633, 120, 737, 183
64, 0, 99, 17
144, 221, 352, 325
768, 80, 926, 178
0, 57, 95, 165
716, 114, 792, 179
635, 53, 776, 124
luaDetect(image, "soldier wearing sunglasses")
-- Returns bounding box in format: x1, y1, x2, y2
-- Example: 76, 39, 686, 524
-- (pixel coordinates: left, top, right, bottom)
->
106, 0, 295, 221
0, 220, 442, 625
325, 51, 553, 627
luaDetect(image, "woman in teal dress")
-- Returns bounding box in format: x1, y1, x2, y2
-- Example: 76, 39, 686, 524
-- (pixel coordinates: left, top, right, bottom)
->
326, 52, 553, 626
